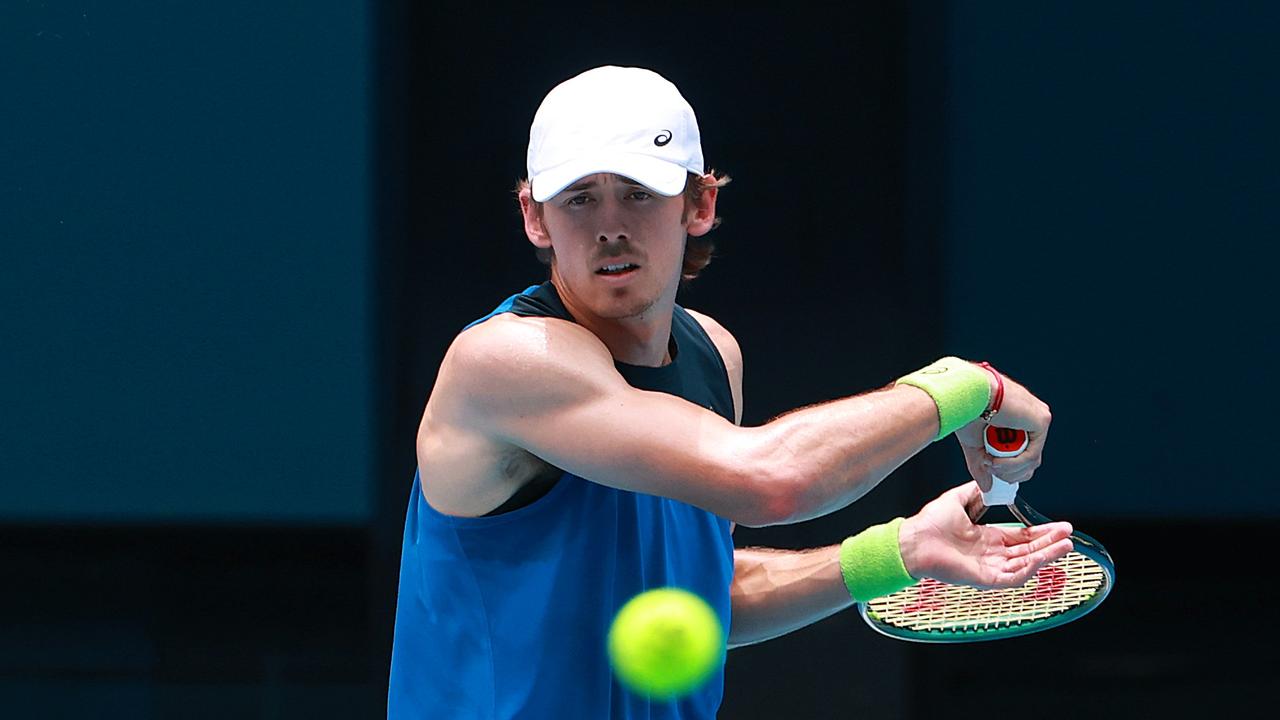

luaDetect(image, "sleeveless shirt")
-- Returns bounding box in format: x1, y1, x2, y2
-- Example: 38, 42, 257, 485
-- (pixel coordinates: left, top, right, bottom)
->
387, 282, 737, 719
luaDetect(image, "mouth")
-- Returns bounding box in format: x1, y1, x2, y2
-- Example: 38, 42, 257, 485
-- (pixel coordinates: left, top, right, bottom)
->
595, 262, 641, 277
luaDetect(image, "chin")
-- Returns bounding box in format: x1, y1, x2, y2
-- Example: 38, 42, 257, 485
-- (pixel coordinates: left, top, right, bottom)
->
595, 289, 659, 320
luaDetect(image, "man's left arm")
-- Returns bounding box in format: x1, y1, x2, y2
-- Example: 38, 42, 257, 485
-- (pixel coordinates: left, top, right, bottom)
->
728, 545, 852, 648
728, 481, 1074, 647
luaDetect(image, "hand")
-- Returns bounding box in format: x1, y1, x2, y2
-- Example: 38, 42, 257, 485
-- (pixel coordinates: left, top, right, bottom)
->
954, 366, 1051, 491
898, 482, 1073, 589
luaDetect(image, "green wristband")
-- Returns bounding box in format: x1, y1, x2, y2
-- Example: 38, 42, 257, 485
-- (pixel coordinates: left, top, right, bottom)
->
896, 357, 991, 440
839, 517, 918, 602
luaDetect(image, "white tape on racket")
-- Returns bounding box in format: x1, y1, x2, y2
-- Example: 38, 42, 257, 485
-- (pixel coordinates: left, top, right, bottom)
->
983, 477, 1019, 505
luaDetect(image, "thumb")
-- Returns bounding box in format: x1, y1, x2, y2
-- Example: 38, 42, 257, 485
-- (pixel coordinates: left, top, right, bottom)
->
974, 462, 994, 493
951, 482, 987, 524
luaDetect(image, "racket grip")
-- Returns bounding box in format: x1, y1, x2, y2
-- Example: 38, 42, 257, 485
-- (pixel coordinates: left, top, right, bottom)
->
980, 426, 1029, 507
982, 477, 1018, 505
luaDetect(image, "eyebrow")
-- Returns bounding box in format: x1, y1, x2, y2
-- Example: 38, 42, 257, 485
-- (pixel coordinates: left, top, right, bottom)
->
564, 175, 644, 192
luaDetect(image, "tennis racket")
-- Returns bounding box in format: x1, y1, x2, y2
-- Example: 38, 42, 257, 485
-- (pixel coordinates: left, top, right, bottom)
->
858, 426, 1115, 642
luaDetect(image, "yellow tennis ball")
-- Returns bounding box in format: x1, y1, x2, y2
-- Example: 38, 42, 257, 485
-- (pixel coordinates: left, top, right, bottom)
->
607, 587, 725, 698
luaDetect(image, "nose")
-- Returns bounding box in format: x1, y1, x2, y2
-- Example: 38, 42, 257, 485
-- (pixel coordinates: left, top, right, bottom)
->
596, 199, 629, 244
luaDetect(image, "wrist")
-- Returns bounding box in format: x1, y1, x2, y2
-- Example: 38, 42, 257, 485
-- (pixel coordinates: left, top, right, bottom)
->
896, 515, 926, 580
975, 361, 1004, 421
896, 357, 992, 440
839, 518, 919, 602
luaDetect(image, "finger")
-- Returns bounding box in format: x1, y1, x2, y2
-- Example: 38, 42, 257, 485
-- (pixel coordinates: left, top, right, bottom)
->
980, 411, 1050, 436
950, 481, 988, 523
1022, 417, 1048, 441
950, 480, 983, 504
1022, 429, 1049, 465
998, 532, 1070, 571
1038, 537, 1074, 564
991, 537, 1074, 587
964, 490, 988, 524
980, 523, 1064, 557
1026, 521, 1073, 543
990, 522, 1053, 547
961, 445, 993, 491
1016, 537, 1074, 572
990, 456, 1040, 479
1000, 522, 1073, 552
974, 463, 993, 493
989, 463, 1038, 485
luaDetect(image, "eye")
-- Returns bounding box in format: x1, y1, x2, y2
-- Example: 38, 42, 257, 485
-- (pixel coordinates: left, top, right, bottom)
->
564, 194, 590, 207
627, 190, 652, 201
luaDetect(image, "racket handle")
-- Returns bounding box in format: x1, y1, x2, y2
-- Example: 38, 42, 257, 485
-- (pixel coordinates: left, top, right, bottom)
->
983, 477, 1019, 505
981, 426, 1028, 506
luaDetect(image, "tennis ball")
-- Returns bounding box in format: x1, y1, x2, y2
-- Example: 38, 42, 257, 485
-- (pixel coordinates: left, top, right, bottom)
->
607, 587, 725, 698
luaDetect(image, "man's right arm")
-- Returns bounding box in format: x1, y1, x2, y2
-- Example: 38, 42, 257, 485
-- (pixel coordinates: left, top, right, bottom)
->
427, 314, 1046, 527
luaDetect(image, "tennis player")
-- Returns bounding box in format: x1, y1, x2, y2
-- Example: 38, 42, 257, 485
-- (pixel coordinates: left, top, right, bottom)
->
387, 66, 1072, 719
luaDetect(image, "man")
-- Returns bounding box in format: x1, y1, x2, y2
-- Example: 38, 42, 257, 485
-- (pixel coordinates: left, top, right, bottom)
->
387, 66, 1070, 718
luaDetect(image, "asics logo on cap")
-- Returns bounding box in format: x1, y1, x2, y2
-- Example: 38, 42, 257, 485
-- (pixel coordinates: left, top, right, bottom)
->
654, 130, 672, 147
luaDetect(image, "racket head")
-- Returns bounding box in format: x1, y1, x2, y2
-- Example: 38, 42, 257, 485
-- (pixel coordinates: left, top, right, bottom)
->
859, 524, 1115, 643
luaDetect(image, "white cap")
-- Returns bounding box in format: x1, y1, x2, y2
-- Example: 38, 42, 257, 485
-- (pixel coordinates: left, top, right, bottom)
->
527, 66, 705, 203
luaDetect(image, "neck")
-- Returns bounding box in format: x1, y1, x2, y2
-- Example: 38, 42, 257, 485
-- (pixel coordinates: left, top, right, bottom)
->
550, 273, 676, 367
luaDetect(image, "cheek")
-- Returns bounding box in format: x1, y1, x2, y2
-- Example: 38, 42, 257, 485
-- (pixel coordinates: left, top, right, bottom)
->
631, 200, 685, 237
650, 206, 691, 258
541, 217, 587, 256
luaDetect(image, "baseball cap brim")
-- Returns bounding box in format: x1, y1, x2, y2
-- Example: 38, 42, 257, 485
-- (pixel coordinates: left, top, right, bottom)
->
530, 152, 692, 203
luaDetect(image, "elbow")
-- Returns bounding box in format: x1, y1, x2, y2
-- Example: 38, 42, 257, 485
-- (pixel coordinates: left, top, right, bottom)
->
715, 426, 806, 527
737, 463, 804, 528
754, 477, 801, 527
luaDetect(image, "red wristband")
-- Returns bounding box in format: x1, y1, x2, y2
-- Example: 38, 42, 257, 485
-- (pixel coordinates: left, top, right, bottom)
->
977, 362, 1003, 421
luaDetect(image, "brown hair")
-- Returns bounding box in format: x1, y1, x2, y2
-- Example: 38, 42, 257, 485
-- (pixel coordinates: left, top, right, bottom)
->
516, 171, 731, 281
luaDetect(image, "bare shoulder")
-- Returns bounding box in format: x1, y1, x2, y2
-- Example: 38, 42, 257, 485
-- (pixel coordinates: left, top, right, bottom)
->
449, 312, 607, 370
683, 308, 744, 423
417, 313, 620, 516
435, 311, 619, 427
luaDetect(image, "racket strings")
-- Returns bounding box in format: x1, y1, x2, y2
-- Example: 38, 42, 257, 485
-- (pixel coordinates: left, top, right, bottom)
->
866, 551, 1108, 634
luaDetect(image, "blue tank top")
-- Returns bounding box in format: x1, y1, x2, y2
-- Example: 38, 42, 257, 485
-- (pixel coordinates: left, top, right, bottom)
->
388, 283, 737, 719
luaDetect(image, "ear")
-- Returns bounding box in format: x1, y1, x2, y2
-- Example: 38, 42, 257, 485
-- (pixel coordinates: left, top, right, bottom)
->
519, 186, 552, 249
685, 173, 719, 237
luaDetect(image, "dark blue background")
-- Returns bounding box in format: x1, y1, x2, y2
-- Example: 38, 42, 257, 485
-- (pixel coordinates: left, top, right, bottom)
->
2, 2, 372, 522
942, 2, 1276, 518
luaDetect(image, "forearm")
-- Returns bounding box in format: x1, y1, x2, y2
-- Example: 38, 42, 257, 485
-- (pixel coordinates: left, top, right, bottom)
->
728, 545, 853, 648
748, 384, 940, 524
